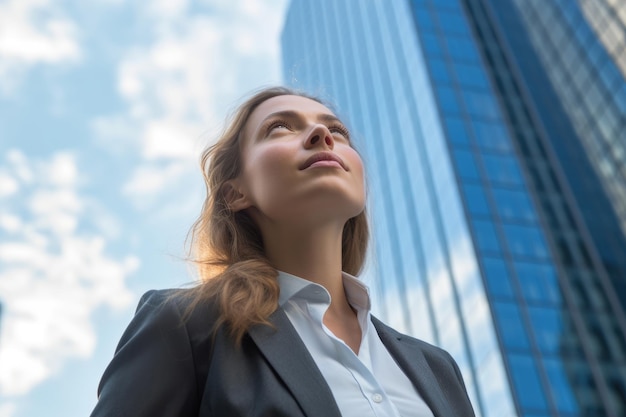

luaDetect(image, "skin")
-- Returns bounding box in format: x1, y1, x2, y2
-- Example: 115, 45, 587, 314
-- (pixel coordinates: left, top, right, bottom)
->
226, 95, 366, 354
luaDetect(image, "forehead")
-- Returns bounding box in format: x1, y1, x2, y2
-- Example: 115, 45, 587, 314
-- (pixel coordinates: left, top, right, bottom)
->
244, 95, 337, 139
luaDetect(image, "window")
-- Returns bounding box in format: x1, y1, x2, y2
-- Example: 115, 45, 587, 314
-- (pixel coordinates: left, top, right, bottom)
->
444, 116, 470, 146
472, 219, 501, 254
445, 36, 480, 62
453, 62, 490, 90
420, 33, 444, 56
527, 307, 564, 354
436, 85, 461, 113
494, 302, 530, 350
462, 183, 490, 216
508, 354, 549, 411
482, 154, 525, 186
503, 224, 550, 259
436, 10, 470, 36
472, 120, 512, 152
432, 0, 462, 12
482, 256, 514, 298
428, 58, 452, 84
598, 60, 621, 89
413, 7, 435, 32
492, 188, 536, 222
461, 90, 500, 119
453, 149, 480, 180
514, 261, 561, 305
543, 358, 580, 414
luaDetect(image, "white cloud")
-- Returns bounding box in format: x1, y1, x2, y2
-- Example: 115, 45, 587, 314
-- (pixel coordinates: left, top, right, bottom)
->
92, 0, 289, 208
0, 0, 80, 93
0, 174, 19, 197
0, 150, 138, 403
122, 161, 188, 209
0, 214, 21, 233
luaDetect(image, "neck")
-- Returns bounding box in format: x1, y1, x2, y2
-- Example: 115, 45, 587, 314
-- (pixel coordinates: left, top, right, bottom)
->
261, 221, 352, 316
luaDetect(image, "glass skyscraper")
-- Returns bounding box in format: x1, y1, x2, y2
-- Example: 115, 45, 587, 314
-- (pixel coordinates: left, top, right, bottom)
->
281, 1, 626, 416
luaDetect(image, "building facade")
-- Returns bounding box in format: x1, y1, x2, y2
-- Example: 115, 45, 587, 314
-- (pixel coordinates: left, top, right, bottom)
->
281, 1, 626, 416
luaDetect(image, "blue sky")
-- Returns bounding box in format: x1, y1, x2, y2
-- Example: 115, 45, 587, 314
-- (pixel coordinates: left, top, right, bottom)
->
0, 0, 289, 415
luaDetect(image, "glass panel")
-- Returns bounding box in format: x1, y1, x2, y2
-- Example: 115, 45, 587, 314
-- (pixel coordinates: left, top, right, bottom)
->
514, 261, 561, 305
481, 154, 525, 186
543, 358, 580, 414
527, 307, 566, 355
444, 116, 470, 146
436, 10, 471, 36
494, 302, 530, 350
461, 90, 500, 119
508, 354, 549, 411
420, 33, 444, 56
453, 149, 480, 180
445, 36, 480, 62
462, 182, 490, 216
413, 7, 435, 31
428, 58, 452, 83
482, 256, 514, 299
503, 224, 550, 259
436, 85, 461, 113
432, 0, 462, 12
453, 62, 490, 90
472, 219, 502, 254
491, 188, 536, 222
471, 120, 512, 152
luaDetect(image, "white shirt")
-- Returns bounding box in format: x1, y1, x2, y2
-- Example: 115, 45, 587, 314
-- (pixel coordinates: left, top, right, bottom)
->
277, 270, 434, 417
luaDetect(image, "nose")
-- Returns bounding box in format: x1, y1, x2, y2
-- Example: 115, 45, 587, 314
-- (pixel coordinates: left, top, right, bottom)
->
304, 124, 334, 150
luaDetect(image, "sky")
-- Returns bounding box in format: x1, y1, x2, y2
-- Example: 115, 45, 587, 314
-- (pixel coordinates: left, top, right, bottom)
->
0, 0, 290, 415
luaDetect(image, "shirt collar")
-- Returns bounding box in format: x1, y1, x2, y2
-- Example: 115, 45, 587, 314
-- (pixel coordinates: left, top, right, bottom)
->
277, 270, 371, 311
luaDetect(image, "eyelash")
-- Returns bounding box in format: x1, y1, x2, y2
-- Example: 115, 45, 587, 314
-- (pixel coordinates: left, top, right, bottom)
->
328, 124, 351, 139
266, 120, 292, 133
266, 120, 350, 140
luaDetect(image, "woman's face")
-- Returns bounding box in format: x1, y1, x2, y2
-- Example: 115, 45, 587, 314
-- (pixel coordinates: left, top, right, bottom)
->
231, 95, 365, 227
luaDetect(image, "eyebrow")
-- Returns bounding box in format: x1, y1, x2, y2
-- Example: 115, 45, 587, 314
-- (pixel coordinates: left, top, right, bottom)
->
260, 110, 344, 126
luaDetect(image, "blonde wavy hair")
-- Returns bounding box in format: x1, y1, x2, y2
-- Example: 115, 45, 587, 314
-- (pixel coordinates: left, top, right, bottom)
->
186, 86, 369, 345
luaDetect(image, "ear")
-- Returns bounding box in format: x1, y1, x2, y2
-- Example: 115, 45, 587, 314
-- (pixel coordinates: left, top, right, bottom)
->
222, 180, 252, 212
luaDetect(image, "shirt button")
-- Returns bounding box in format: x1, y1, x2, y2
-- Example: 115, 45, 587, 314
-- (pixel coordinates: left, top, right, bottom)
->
372, 393, 383, 403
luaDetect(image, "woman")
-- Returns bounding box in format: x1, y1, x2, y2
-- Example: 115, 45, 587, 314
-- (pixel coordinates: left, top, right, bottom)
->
91, 87, 475, 416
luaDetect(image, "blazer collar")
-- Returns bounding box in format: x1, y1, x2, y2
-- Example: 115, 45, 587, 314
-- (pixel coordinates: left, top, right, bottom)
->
248, 308, 453, 417
248, 308, 342, 417
371, 316, 453, 417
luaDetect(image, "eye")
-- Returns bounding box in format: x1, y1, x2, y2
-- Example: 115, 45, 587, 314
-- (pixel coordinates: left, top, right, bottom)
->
328, 124, 351, 141
267, 120, 292, 134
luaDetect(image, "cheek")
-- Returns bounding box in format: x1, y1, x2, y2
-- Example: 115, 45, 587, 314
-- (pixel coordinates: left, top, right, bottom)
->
243, 144, 295, 195
346, 149, 365, 185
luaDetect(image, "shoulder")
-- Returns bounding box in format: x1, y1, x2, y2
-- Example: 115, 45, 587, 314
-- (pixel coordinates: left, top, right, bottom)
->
93, 287, 219, 416
130, 287, 219, 343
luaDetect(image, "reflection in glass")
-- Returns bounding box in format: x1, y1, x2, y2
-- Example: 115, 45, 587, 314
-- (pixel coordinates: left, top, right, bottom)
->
508, 354, 549, 411
503, 224, 550, 259
482, 257, 514, 299
494, 302, 530, 351
472, 219, 502, 254
514, 261, 562, 305
471, 120, 512, 152
453, 149, 480, 180
462, 182, 491, 216
492, 188, 536, 223
481, 154, 525, 186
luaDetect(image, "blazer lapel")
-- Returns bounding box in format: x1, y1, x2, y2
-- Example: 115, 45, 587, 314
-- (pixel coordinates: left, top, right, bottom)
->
248, 308, 342, 417
372, 316, 453, 417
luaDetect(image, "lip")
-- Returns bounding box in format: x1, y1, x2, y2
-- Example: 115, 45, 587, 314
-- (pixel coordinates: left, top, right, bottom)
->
299, 151, 348, 171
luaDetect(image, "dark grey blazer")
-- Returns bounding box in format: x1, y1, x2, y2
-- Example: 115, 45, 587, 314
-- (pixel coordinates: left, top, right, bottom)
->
91, 289, 475, 416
